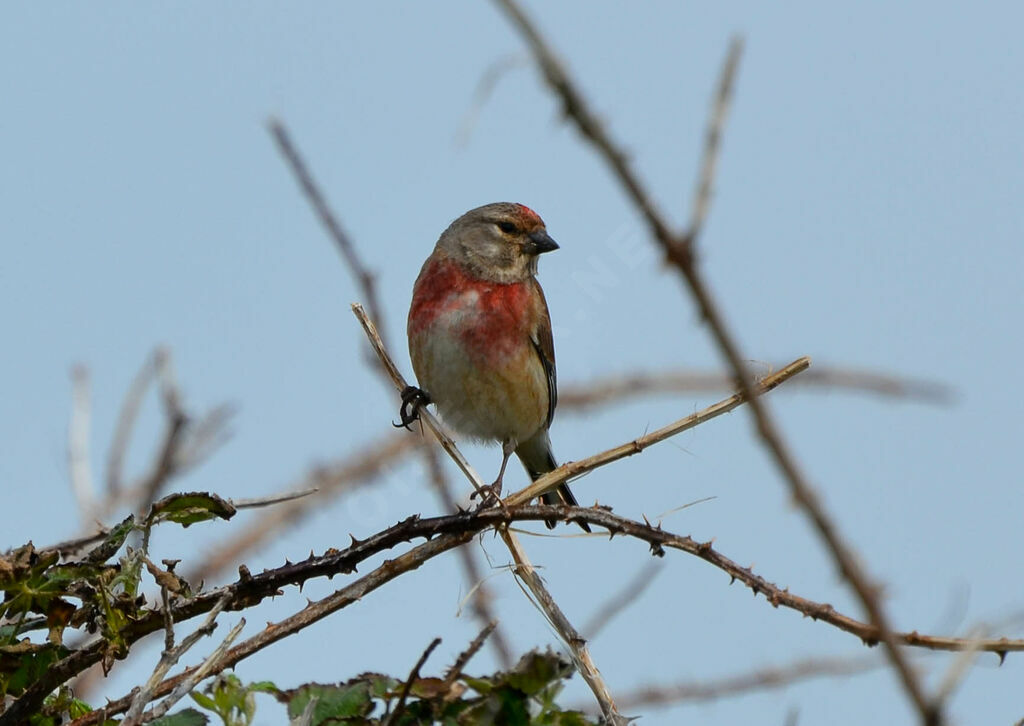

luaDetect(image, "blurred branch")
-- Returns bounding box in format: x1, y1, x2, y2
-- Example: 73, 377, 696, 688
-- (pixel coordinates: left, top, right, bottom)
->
105, 349, 160, 498
455, 54, 529, 147
444, 622, 496, 687
68, 364, 95, 524
128, 349, 234, 515
685, 37, 742, 244
505, 356, 810, 510
384, 637, 441, 726
593, 653, 886, 711
230, 487, 319, 511
559, 365, 953, 412
268, 118, 388, 353
581, 560, 664, 641
491, 2, 936, 721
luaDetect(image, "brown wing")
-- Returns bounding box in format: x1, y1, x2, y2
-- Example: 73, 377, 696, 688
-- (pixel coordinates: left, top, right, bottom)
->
529, 279, 557, 428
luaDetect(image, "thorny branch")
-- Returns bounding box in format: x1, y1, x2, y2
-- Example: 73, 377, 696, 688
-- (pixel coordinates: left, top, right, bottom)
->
491, 1, 937, 721
170, 358, 947, 588
60, 504, 1024, 726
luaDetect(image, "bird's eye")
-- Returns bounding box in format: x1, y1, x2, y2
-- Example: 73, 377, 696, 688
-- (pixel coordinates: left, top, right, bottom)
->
496, 221, 518, 234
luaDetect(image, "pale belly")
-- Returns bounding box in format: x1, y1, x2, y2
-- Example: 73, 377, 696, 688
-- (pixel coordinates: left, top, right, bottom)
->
411, 308, 548, 445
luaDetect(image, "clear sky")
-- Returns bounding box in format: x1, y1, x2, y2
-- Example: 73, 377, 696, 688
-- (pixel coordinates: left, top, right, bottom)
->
3, 3, 1023, 724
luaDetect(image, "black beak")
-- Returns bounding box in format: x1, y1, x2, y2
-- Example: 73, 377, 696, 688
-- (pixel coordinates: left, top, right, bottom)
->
524, 230, 559, 256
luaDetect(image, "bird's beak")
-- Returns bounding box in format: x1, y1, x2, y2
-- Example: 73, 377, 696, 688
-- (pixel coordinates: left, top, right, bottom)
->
523, 230, 559, 256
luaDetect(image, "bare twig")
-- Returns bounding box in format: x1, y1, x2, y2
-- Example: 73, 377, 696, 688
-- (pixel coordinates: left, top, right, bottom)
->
352, 305, 493, 501
491, 2, 936, 721
424, 449, 515, 669
230, 487, 319, 511
558, 365, 952, 411
505, 356, 811, 509
384, 637, 442, 726
38, 527, 112, 557
122, 593, 233, 726
444, 622, 496, 686
499, 529, 627, 724
146, 618, 246, 722
160, 587, 175, 652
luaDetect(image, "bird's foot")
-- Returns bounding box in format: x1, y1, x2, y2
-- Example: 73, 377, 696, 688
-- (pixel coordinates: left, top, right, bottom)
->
470, 479, 504, 508
393, 386, 431, 430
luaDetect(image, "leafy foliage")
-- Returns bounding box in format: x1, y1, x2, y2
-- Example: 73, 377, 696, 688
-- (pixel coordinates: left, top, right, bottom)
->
1, 486, 597, 725
0, 493, 235, 711
181, 650, 596, 725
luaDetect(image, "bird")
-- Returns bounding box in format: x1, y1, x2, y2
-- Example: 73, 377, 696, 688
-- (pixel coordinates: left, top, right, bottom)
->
402, 202, 589, 531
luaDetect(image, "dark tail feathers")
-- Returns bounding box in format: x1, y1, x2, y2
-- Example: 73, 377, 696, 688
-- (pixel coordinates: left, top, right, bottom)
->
527, 449, 591, 533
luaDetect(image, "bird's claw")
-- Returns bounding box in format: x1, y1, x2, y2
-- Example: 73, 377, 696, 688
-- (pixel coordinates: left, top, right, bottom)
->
394, 386, 431, 430
470, 481, 504, 509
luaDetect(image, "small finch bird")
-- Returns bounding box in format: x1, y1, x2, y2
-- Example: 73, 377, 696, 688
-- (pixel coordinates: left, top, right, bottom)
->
404, 202, 588, 531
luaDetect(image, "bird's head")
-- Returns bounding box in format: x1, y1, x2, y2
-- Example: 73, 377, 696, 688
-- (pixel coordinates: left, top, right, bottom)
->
437, 202, 559, 283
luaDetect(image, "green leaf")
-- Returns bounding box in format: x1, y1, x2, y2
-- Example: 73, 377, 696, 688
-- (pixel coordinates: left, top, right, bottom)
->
462, 676, 493, 695
356, 672, 398, 699
535, 711, 593, 725
69, 698, 94, 718
246, 679, 280, 694
86, 515, 136, 562
189, 690, 217, 711
1, 642, 68, 696
149, 708, 210, 726
503, 651, 574, 697
147, 492, 237, 528
285, 682, 375, 722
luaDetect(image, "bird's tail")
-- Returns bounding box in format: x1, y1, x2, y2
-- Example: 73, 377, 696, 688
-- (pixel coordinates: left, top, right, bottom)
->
516, 431, 591, 532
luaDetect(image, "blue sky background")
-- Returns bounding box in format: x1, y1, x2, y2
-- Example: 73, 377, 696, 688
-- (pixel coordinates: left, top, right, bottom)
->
3, 3, 1023, 724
